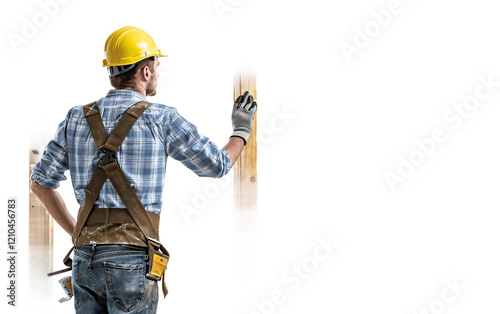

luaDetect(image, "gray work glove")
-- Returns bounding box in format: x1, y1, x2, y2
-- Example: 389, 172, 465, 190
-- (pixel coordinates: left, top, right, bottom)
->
231, 91, 257, 145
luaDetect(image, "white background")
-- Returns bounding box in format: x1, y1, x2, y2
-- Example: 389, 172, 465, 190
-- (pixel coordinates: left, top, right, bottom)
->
1, 0, 500, 313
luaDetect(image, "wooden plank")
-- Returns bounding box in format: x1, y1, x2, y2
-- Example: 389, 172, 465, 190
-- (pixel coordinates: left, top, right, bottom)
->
233, 68, 258, 306
233, 68, 258, 210
29, 148, 54, 298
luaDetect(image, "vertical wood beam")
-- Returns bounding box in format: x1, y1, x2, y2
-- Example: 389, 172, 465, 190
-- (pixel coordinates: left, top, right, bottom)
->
29, 148, 54, 298
233, 68, 258, 306
233, 69, 258, 210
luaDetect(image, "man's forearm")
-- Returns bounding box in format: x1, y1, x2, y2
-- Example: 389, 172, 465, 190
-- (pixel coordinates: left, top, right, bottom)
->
223, 137, 245, 168
30, 181, 75, 236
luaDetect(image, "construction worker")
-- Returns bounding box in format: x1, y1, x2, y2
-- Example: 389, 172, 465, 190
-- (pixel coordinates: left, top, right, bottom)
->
30, 26, 257, 313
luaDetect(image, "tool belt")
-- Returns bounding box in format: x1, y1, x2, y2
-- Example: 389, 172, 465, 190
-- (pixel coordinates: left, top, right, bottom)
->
76, 207, 160, 247
48, 101, 170, 298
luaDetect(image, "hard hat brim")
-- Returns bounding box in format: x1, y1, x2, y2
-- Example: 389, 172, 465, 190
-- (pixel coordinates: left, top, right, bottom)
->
103, 52, 169, 67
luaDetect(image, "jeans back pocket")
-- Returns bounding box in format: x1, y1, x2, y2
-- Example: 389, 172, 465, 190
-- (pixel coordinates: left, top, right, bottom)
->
104, 262, 146, 312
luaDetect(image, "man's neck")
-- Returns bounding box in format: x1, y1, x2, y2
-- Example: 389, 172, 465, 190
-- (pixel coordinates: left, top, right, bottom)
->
120, 86, 146, 97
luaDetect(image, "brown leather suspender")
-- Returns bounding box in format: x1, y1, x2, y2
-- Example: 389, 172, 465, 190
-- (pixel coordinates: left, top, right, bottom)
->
73, 100, 160, 245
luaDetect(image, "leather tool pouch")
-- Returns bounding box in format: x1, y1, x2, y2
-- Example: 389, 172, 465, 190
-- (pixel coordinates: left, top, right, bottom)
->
146, 239, 170, 281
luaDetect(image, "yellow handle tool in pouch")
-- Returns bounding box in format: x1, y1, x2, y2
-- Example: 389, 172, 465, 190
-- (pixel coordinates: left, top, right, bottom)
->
151, 253, 168, 279
146, 239, 170, 297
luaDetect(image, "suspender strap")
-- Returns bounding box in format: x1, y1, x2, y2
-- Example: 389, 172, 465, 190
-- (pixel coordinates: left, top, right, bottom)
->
82, 101, 153, 153
71, 165, 108, 245
71, 100, 155, 245
69, 101, 153, 245
83, 102, 108, 148
102, 101, 152, 152
101, 161, 159, 240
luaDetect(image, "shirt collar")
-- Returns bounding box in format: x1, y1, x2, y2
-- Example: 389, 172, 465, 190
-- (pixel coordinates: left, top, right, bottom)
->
106, 89, 147, 101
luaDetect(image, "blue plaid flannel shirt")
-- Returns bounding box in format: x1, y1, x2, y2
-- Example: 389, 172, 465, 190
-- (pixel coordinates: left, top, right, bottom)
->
30, 89, 231, 214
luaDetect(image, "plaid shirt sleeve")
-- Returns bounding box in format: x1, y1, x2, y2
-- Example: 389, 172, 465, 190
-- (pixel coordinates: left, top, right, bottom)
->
30, 109, 72, 189
164, 109, 231, 178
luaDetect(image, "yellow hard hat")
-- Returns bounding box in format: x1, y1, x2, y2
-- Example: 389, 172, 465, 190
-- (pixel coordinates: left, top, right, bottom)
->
102, 26, 168, 68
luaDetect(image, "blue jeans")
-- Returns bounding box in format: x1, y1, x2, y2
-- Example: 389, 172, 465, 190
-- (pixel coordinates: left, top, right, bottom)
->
72, 244, 158, 313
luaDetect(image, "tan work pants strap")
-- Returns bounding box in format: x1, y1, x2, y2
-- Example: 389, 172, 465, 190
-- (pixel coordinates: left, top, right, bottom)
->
102, 161, 160, 241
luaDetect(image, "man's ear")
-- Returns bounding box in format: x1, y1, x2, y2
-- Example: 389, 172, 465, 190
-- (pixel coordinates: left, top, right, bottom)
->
143, 65, 151, 80
139, 65, 151, 81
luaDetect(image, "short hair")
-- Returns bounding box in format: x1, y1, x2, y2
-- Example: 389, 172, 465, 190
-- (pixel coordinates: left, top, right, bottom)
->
109, 57, 156, 89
